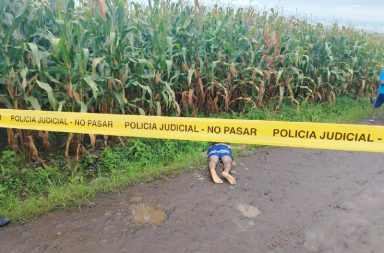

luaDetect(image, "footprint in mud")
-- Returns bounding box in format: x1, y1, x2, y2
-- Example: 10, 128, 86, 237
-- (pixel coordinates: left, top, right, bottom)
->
129, 196, 143, 203
266, 225, 306, 251
130, 204, 167, 226
193, 172, 205, 181
237, 204, 261, 218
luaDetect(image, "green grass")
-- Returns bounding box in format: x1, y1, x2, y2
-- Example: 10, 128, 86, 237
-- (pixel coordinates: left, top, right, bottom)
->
0, 96, 374, 222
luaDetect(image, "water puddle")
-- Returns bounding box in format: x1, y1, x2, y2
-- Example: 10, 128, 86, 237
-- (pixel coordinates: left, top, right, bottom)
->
238, 204, 261, 218
130, 204, 167, 226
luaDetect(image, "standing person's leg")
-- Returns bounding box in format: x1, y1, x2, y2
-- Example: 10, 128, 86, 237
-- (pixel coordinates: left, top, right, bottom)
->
221, 156, 236, 185
370, 94, 384, 122
370, 107, 379, 123
209, 156, 223, 184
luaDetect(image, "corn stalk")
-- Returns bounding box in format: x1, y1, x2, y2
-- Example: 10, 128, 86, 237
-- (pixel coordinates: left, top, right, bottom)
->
1, 0, 383, 161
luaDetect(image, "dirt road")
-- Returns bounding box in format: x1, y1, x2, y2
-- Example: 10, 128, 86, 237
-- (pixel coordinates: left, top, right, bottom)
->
1, 119, 384, 253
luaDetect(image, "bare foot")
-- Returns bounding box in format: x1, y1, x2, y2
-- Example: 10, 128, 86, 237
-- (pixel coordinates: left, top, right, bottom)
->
210, 170, 223, 184
222, 171, 236, 185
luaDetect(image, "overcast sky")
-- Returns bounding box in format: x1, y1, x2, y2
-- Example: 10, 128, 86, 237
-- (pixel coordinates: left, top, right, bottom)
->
199, 0, 384, 32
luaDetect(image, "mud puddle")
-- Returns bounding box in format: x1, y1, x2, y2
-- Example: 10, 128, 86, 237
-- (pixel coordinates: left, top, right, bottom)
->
237, 204, 261, 218
130, 204, 167, 226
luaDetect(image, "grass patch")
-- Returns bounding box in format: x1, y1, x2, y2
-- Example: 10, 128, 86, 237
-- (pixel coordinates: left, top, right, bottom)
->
0, 96, 374, 222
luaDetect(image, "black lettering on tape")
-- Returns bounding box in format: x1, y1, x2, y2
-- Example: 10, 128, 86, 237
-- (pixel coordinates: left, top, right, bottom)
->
319, 131, 373, 142
273, 129, 317, 139
10, 115, 36, 123
273, 129, 279, 136
207, 126, 221, 134
87, 120, 113, 128
223, 126, 257, 136
159, 123, 199, 132
75, 119, 86, 126
125, 122, 157, 130
37, 117, 69, 125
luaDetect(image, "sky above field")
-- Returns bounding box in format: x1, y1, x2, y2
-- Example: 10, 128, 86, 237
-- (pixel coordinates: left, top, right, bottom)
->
199, 0, 384, 32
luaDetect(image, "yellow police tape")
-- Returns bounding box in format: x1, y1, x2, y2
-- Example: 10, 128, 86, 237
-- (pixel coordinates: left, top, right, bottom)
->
0, 109, 383, 153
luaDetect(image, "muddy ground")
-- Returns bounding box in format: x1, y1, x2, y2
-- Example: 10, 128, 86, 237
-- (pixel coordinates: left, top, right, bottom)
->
1, 118, 384, 253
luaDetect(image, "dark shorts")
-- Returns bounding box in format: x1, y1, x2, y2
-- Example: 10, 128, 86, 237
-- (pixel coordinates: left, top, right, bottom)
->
208, 144, 233, 160
373, 93, 384, 108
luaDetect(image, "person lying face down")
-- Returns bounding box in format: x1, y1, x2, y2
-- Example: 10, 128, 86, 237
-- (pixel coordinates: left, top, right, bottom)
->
207, 143, 236, 185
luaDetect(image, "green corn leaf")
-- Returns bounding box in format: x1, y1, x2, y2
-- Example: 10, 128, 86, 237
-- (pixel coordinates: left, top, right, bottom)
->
49, 37, 61, 57
182, 47, 187, 62
138, 83, 153, 100
183, 16, 193, 29
36, 80, 58, 110
79, 102, 87, 113
3, 5, 30, 47
82, 48, 89, 69
110, 32, 116, 53
167, 36, 173, 58
140, 74, 154, 80
28, 43, 42, 71
138, 59, 154, 68
92, 56, 105, 79
44, 72, 61, 84
211, 61, 220, 77
165, 60, 173, 79
114, 92, 126, 113
58, 38, 71, 66
25, 96, 41, 110
187, 64, 195, 86
138, 108, 145, 115
0, 95, 14, 109
58, 101, 65, 112
83, 76, 99, 100
20, 67, 28, 92
276, 69, 284, 85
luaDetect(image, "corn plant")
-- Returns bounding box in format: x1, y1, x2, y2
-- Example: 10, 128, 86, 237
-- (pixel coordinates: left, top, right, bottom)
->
1, 0, 384, 162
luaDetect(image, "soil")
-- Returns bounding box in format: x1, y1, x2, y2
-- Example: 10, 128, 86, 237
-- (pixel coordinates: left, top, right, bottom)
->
1, 118, 384, 253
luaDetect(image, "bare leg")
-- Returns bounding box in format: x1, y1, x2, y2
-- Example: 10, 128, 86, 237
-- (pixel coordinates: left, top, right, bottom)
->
221, 156, 236, 185
209, 156, 223, 184
370, 108, 378, 122
370, 94, 380, 122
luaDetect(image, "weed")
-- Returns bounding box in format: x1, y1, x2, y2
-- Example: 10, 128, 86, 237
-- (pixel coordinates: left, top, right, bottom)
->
0, 96, 373, 221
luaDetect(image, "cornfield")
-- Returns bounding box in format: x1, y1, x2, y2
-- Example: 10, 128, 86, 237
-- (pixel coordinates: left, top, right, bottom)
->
1, 0, 384, 162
